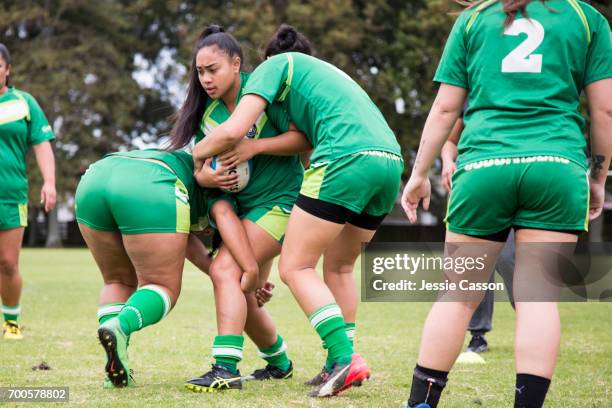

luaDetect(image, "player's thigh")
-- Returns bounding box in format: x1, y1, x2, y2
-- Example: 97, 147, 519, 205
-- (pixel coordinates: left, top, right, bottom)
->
79, 224, 137, 287
443, 230, 505, 305
122, 232, 188, 302
323, 224, 376, 275
279, 205, 345, 275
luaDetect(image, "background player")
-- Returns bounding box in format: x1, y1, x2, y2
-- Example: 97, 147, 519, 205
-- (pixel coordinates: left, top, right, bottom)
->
401, 1, 612, 407
0, 43, 56, 340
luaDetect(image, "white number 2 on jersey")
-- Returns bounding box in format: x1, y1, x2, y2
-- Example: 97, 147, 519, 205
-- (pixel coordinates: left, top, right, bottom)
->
501, 19, 545, 73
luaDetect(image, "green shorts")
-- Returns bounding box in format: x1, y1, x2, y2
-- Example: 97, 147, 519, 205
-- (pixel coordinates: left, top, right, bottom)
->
207, 192, 291, 243
242, 205, 292, 243
75, 156, 191, 234
300, 150, 404, 216
446, 156, 590, 235
0, 203, 28, 230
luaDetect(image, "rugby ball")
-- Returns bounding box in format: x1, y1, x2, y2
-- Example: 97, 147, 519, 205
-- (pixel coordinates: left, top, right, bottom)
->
210, 156, 252, 193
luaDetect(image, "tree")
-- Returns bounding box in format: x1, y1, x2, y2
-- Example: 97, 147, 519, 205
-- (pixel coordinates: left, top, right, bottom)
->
1, 0, 182, 245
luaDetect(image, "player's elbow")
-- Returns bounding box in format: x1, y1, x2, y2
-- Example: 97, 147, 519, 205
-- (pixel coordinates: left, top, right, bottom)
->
223, 121, 249, 144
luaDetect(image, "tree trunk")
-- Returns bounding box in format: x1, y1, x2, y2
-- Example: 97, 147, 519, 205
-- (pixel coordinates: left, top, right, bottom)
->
45, 209, 63, 248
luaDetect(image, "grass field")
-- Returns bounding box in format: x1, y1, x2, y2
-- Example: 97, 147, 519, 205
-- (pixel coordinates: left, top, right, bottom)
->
0, 249, 610, 407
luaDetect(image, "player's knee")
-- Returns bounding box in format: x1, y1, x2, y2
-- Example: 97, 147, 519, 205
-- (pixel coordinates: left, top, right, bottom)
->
324, 260, 355, 276
0, 257, 18, 277
278, 262, 297, 287
209, 260, 241, 288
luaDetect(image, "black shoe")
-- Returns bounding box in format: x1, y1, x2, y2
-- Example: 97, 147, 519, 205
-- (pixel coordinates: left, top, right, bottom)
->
467, 334, 489, 353
185, 364, 242, 392
304, 366, 331, 387
243, 361, 293, 381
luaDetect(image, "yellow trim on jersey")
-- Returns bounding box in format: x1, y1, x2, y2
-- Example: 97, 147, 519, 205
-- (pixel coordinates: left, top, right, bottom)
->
0, 99, 29, 126
12, 91, 31, 121
253, 112, 268, 140
566, 0, 591, 45
465, 0, 497, 34
203, 99, 220, 120
278, 54, 294, 102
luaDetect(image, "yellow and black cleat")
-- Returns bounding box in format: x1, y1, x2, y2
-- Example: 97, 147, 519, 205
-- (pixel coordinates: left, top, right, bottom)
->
185, 364, 242, 392
243, 361, 294, 381
3, 320, 23, 340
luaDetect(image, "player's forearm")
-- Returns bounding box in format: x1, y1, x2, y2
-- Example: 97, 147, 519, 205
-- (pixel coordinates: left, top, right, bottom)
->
413, 107, 461, 178
586, 78, 612, 185
412, 84, 466, 178
32, 141, 56, 185
253, 130, 312, 156
589, 110, 612, 185
193, 123, 240, 161
440, 140, 458, 164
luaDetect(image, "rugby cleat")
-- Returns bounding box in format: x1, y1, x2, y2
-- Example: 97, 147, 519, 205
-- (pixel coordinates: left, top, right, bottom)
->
185, 364, 242, 392
242, 361, 293, 381
97, 318, 131, 388
308, 353, 371, 397
304, 365, 331, 387
3, 320, 23, 340
103, 369, 134, 389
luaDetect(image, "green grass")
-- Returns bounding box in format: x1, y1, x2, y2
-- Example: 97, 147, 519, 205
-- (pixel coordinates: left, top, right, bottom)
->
0, 249, 610, 407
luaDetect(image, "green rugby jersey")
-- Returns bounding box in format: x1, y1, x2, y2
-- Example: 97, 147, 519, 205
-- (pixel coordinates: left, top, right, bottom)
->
107, 149, 207, 229
0, 86, 55, 203
242, 52, 401, 164
195, 72, 303, 214
435, 0, 612, 169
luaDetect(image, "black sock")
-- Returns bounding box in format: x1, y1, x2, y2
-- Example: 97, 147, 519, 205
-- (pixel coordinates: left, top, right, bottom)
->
514, 373, 551, 408
407, 364, 449, 408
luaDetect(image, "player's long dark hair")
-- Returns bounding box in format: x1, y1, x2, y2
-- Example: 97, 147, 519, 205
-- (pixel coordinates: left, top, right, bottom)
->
264, 24, 313, 58
167, 25, 243, 150
0, 43, 11, 87
457, 0, 547, 27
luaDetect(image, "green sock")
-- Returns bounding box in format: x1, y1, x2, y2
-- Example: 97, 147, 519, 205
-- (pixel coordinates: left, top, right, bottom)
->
116, 285, 171, 336
309, 304, 353, 367
258, 335, 291, 371
325, 321, 356, 371
345, 322, 356, 348
212, 334, 244, 374
2, 304, 21, 322
97, 302, 125, 325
